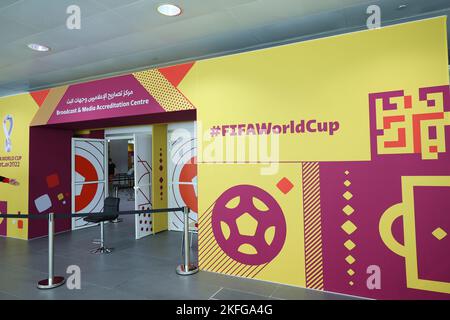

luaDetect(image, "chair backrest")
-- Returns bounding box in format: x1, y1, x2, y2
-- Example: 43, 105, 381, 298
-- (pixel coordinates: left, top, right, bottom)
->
104, 197, 120, 215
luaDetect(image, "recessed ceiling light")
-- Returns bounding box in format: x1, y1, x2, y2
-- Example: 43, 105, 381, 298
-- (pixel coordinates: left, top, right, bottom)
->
157, 4, 182, 17
27, 43, 50, 52
398, 4, 408, 9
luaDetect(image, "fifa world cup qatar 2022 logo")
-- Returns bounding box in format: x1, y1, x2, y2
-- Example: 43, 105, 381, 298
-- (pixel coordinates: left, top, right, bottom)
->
3, 114, 13, 153
211, 185, 287, 265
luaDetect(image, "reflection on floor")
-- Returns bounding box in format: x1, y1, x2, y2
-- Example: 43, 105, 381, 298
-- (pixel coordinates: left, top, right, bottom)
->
0, 192, 362, 300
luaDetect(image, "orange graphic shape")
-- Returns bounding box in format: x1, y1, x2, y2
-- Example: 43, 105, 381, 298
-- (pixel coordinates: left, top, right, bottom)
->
384, 128, 406, 148
179, 156, 198, 213
412, 112, 444, 153
159, 62, 195, 88
75, 155, 99, 212
383, 115, 405, 129
404, 95, 412, 109
30, 89, 50, 107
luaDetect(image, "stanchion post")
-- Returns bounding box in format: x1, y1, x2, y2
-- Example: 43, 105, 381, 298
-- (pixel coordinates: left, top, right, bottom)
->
176, 206, 199, 276
37, 213, 65, 289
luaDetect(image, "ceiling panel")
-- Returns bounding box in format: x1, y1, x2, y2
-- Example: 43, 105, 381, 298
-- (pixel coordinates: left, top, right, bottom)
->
0, 15, 39, 44
93, 0, 141, 10
0, 0, 20, 10
0, 0, 106, 30
0, 0, 448, 97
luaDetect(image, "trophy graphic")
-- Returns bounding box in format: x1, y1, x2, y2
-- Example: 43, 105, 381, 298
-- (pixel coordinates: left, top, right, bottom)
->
379, 176, 450, 294
3, 114, 13, 153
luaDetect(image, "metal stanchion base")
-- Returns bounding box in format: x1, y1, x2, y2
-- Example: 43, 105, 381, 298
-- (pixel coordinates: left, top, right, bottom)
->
176, 264, 199, 276
90, 247, 113, 254
37, 276, 65, 290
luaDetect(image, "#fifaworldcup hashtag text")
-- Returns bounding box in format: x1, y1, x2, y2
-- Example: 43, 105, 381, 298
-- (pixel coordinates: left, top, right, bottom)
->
210, 120, 340, 137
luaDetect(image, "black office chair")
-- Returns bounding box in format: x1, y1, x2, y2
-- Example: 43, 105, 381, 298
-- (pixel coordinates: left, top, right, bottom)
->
83, 197, 120, 254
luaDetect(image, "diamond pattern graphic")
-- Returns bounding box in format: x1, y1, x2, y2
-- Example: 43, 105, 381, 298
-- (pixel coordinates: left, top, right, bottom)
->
341, 170, 357, 287
343, 191, 353, 200
345, 255, 356, 265
432, 227, 447, 240
344, 240, 356, 250
341, 221, 357, 235
276, 177, 294, 194
342, 205, 355, 216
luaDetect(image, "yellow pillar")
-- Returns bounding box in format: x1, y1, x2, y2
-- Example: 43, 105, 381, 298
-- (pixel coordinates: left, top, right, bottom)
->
151, 124, 168, 233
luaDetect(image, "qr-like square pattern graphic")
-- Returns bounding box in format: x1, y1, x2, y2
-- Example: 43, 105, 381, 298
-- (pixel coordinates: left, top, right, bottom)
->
369, 85, 450, 160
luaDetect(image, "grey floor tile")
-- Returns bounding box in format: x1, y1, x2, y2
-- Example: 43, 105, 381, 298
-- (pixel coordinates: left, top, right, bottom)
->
212, 288, 269, 300
26, 282, 148, 300
0, 290, 20, 299
194, 271, 277, 297
79, 266, 152, 289
115, 272, 221, 300
271, 285, 361, 300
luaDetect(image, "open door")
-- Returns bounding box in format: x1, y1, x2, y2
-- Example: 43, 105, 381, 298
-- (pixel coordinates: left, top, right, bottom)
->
71, 138, 107, 230
134, 133, 153, 239
167, 122, 197, 231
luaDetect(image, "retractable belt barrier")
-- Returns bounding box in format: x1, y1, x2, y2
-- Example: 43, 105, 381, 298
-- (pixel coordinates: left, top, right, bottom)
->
0, 206, 199, 289
0, 207, 184, 219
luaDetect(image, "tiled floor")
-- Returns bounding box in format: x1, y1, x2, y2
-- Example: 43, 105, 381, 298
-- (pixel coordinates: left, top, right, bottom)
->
0, 201, 362, 300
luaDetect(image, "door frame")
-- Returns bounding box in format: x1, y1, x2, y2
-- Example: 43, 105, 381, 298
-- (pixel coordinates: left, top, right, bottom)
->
71, 137, 108, 230
133, 132, 153, 239
105, 126, 153, 239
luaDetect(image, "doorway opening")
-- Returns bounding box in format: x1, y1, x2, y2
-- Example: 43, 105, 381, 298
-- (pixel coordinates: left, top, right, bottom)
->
70, 122, 198, 243
105, 126, 153, 240
107, 136, 135, 236
71, 125, 155, 240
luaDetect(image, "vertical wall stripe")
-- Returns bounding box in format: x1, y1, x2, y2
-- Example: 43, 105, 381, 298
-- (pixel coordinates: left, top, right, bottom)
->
152, 124, 168, 233
302, 162, 324, 290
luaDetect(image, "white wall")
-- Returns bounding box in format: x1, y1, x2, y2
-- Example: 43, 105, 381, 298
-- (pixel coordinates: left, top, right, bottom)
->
109, 139, 129, 174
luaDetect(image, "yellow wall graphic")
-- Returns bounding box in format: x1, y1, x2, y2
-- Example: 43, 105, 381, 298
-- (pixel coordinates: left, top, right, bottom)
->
198, 163, 305, 287
180, 17, 449, 163
180, 17, 450, 298
0, 94, 39, 239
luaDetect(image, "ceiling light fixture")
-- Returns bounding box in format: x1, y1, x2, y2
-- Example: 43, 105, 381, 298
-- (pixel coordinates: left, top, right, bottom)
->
157, 4, 182, 17
27, 43, 50, 52
398, 4, 408, 9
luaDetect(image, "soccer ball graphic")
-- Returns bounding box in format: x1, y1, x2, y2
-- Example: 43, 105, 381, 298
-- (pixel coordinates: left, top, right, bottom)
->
211, 185, 287, 265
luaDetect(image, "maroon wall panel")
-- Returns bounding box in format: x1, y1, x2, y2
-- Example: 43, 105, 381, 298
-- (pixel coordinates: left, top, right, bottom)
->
28, 127, 72, 239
